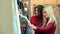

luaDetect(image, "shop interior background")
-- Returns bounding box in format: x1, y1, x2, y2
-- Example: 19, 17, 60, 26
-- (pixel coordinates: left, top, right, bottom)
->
18, 0, 60, 34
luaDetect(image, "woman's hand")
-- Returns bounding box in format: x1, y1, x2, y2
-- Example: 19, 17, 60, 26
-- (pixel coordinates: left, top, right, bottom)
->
29, 24, 37, 30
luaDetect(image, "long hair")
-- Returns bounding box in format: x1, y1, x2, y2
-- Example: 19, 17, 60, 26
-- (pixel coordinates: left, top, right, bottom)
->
44, 5, 57, 25
36, 5, 44, 23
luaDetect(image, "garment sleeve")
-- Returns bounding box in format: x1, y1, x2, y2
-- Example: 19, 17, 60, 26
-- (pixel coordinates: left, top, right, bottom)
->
30, 16, 36, 25
30, 17, 33, 24
35, 21, 55, 32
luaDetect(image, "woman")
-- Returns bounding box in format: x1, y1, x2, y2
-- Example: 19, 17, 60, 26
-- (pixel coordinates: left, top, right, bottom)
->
30, 5, 44, 34
30, 5, 57, 34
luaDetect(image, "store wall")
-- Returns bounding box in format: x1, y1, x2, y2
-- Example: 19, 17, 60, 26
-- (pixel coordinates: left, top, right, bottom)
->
0, 0, 13, 34
57, 0, 60, 4
31, 0, 44, 5
45, 0, 56, 4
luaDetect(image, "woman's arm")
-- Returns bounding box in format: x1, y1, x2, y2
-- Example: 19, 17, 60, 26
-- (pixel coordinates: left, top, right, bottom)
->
35, 21, 55, 32
30, 16, 55, 32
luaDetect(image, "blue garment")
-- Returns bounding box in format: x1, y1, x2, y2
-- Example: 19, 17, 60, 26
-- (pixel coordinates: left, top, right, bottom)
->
26, 27, 35, 34
26, 27, 32, 34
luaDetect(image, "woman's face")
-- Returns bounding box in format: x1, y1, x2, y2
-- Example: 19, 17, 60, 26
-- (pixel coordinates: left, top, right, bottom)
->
35, 8, 39, 15
43, 9, 49, 18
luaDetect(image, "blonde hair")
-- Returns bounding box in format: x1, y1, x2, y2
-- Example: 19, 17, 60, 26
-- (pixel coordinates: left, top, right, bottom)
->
44, 5, 57, 25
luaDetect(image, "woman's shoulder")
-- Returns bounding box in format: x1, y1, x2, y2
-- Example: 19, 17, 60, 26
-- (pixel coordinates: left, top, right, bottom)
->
50, 21, 55, 24
30, 16, 38, 21
31, 15, 37, 18
47, 21, 56, 26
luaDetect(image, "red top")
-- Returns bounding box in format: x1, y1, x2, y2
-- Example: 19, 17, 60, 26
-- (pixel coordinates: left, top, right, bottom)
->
30, 16, 56, 34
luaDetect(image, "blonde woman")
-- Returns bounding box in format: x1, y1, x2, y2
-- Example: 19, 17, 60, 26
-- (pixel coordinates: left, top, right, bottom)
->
30, 5, 57, 34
